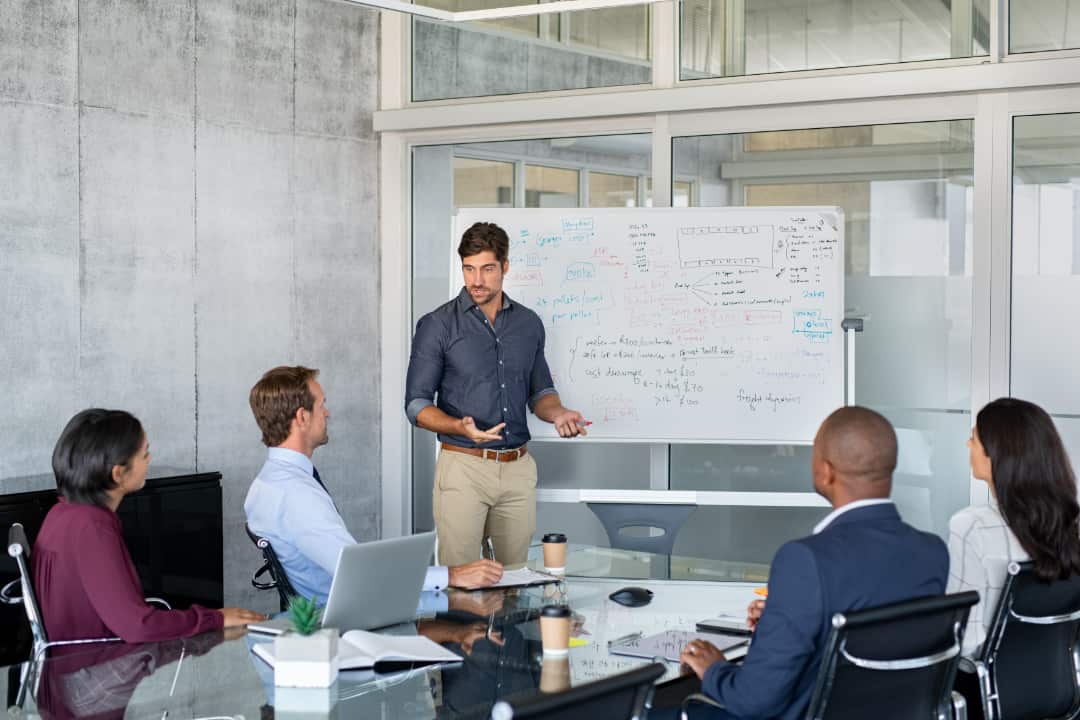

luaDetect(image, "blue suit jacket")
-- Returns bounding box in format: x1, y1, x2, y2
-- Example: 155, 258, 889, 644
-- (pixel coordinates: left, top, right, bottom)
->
701, 503, 948, 720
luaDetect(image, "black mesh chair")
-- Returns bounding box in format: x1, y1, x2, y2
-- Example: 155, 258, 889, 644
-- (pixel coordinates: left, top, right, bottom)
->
0, 523, 123, 709
958, 561, 1080, 720
585, 503, 697, 556
682, 591, 978, 720
489, 662, 665, 720
245, 524, 298, 612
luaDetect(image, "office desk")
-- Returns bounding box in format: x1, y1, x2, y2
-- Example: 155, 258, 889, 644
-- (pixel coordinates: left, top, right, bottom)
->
5, 547, 766, 719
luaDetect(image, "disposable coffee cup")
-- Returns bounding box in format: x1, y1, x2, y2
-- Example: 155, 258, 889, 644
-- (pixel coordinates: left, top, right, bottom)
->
539, 655, 571, 693
539, 604, 571, 656
542, 533, 567, 574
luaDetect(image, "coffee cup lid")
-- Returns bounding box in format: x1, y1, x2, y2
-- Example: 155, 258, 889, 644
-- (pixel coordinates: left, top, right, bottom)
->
541, 604, 571, 618
542, 533, 567, 543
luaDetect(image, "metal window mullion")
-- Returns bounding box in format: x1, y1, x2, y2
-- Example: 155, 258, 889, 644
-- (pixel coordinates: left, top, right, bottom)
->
381, 12, 408, 109
380, 132, 412, 537
991, 0, 1006, 60
653, 0, 677, 88
514, 160, 527, 207
970, 92, 1008, 507
725, 0, 745, 76
988, 96, 1013, 407
650, 116, 673, 490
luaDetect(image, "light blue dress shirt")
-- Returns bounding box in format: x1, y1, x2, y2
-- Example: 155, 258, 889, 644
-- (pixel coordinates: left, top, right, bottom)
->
244, 448, 449, 611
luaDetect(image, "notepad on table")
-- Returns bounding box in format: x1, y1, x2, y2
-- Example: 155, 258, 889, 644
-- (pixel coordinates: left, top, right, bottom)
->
487, 567, 560, 588
252, 629, 463, 673
608, 630, 748, 663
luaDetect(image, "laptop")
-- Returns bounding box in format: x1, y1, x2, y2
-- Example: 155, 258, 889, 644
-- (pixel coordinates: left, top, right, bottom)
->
320, 531, 437, 632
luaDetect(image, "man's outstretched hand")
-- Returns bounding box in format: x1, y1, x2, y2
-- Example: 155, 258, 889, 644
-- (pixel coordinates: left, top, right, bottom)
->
461, 416, 506, 444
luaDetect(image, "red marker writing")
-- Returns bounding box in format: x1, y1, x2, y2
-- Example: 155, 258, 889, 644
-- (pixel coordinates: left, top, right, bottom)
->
578, 421, 593, 427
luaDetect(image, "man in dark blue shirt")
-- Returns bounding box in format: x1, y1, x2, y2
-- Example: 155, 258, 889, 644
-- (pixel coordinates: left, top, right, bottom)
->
405, 221, 588, 568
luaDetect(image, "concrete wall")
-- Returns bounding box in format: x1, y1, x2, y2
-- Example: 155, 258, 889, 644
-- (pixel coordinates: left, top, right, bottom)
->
0, 0, 380, 612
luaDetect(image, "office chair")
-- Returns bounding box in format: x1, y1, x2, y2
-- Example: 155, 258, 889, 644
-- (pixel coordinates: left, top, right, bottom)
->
585, 503, 697, 556
245, 524, 298, 612
490, 661, 665, 720
683, 591, 978, 720
958, 561, 1080, 720
0, 523, 124, 709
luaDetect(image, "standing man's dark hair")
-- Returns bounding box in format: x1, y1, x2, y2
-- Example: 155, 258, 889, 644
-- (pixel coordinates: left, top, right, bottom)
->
458, 222, 509, 264
977, 397, 1080, 582
52, 409, 145, 507
249, 366, 320, 447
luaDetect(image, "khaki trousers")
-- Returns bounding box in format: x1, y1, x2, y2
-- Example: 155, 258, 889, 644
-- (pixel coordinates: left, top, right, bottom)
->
433, 448, 537, 568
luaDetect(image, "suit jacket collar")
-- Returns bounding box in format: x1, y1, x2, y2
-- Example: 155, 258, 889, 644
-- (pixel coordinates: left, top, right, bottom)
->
816, 501, 899, 534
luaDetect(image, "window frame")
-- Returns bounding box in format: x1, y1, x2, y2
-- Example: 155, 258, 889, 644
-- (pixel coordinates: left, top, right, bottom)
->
379, 8, 1080, 537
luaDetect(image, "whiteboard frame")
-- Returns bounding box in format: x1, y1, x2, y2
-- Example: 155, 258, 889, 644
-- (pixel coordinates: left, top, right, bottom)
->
450, 206, 844, 445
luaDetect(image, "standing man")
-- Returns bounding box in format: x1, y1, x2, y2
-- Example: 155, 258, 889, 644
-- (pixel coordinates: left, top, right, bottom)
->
406, 221, 588, 568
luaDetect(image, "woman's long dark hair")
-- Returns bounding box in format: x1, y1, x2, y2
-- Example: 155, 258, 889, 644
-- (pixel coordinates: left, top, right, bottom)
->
52, 409, 144, 508
977, 397, 1080, 582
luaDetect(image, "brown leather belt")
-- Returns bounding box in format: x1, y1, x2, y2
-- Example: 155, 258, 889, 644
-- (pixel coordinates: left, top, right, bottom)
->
441, 442, 528, 463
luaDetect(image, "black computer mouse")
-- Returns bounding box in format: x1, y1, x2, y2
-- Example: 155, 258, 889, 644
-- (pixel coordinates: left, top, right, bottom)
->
609, 586, 653, 607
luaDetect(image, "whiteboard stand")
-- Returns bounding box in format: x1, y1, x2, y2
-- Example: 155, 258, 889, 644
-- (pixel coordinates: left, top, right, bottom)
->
841, 318, 865, 406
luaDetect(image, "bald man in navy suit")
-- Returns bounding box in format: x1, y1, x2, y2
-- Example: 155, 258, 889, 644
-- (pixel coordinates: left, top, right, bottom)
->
678, 406, 948, 720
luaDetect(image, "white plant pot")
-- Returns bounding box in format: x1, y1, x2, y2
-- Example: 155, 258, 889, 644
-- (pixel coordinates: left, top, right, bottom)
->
274, 628, 340, 688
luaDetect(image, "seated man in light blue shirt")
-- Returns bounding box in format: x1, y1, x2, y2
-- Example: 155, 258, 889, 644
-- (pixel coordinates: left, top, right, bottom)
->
244, 366, 503, 610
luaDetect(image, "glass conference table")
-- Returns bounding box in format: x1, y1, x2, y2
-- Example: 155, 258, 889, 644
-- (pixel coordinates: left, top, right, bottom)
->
4, 545, 770, 719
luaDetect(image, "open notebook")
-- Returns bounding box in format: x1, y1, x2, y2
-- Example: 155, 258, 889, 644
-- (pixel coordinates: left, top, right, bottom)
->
252, 629, 463, 673
488, 567, 560, 589
608, 629, 749, 663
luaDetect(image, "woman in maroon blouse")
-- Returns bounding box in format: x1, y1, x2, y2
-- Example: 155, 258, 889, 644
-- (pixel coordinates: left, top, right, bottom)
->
33, 409, 265, 643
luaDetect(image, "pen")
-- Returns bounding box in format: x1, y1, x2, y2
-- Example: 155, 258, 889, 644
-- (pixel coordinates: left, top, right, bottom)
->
578, 421, 593, 427
607, 631, 643, 647
486, 537, 497, 562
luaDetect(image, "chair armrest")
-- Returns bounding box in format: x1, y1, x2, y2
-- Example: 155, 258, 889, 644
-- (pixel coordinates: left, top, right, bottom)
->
0, 578, 22, 605
252, 563, 278, 590
145, 597, 172, 610
681, 692, 725, 720
949, 690, 967, 720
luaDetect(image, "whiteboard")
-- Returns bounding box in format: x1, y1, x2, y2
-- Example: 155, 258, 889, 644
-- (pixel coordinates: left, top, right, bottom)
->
451, 207, 844, 444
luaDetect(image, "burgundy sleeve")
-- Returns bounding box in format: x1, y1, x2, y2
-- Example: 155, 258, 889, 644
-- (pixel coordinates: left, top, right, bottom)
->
74, 517, 223, 643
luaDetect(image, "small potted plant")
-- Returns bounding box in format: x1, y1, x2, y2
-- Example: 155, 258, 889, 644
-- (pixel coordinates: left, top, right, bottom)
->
273, 596, 339, 689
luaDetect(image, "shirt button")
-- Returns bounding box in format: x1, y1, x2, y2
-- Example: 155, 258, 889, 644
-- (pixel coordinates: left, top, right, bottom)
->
501, 384, 505, 388
496, 338, 500, 343
503, 407, 507, 412
499, 360, 503, 365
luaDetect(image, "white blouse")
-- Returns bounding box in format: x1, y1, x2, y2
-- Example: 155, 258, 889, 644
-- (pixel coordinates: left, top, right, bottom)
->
946, 503, 1029, 657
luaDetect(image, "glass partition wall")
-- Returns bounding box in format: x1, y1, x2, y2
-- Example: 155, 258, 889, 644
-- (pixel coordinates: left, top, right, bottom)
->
671, 122, 975, 558
1012, 113, 1080, 462
409, 121, 977, 563
388, 0, 1080, 566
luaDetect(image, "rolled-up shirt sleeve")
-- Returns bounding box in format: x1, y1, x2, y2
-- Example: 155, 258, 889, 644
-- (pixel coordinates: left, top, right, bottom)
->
527, 323, 557, 412
405, 314, 446, 425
